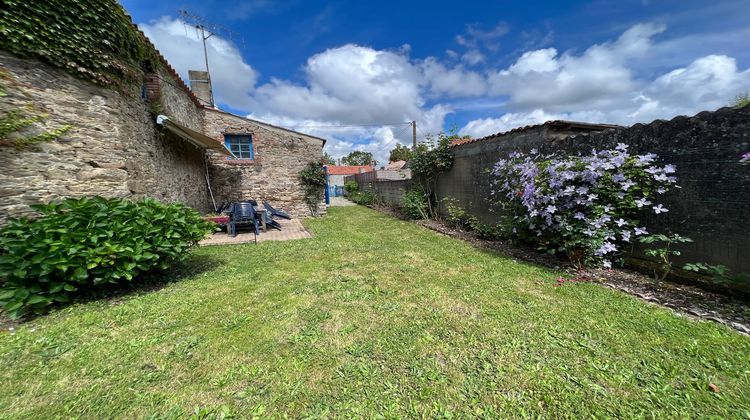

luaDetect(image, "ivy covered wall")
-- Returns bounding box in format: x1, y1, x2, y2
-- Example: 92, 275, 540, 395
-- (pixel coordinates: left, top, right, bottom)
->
0, 0, 159, 91
0, 0, 214, 221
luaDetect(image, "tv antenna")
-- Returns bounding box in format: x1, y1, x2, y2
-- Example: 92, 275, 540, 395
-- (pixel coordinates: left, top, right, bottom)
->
178, 9, 244, 107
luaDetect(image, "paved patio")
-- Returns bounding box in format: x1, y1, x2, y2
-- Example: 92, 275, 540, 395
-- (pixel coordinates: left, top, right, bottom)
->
329, 197, 355, 206
199, 218, 312, 245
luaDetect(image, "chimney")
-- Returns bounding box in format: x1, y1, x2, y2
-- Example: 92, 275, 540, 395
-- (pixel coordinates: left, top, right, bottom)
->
188, 70, 214, 107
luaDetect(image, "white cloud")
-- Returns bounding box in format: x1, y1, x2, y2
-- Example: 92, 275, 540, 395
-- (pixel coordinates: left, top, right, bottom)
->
461, 49, 486, 66
250, 44, 424, 124
459, 109, 562, 138
420, 58, 488, 98
507, 48, 559, 75
139, 17, 258, 110
140, 19, 454, 164
140, 16, 750, 161
461, 23, 750, 137
488, 23, 667, 112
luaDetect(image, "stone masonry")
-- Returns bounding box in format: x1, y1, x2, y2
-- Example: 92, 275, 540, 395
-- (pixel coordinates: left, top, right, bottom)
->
203, 108, 326, 217
0, 51, 211, 223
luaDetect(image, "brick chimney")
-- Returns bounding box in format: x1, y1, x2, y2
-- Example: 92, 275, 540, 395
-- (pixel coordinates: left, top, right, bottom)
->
188, 70, 214, 107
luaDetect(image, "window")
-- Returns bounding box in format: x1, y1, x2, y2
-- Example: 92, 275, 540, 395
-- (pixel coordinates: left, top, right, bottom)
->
224, 135, 254, 159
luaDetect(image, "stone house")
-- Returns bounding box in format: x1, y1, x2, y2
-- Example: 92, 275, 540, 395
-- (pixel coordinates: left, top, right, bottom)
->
0, 7, 327, 223
201, 107, 327, 216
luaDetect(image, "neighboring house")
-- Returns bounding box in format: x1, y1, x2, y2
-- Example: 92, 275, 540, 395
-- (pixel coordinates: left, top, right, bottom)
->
326, 165, 373, 196
0, 2, 327, 223
384, 160, 407, 170
450, 138, 474, 147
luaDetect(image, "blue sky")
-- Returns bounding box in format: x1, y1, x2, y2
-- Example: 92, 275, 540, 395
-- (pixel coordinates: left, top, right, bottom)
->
122, 0, 750, 162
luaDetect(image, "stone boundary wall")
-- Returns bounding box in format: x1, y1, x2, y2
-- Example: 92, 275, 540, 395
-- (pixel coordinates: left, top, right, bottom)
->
0, 51, 211, 223
436, 106, 750, 272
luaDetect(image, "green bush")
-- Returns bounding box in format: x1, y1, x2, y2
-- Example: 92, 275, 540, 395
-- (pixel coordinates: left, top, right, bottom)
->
350, 191, 375, 206
0, 197, 214, 318
344, 180, 359, 194
299, 161, 327, 216
443, 198, 500, 239
403, 186, 429, 219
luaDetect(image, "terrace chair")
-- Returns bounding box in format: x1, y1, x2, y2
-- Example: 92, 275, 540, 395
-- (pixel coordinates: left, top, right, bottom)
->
261, 211, 282, 230
263, 202, 291, 220
230, 202, 260, 241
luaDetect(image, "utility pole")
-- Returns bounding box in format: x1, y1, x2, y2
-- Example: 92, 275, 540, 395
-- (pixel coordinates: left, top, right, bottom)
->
412, 120, 417, 151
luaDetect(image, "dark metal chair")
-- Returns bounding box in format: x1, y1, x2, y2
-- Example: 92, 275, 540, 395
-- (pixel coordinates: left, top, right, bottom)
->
263, 202, 291, 220
230, 202, 260, 240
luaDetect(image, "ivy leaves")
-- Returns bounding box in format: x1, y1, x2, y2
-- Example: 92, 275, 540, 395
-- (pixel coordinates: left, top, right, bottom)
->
299, 160, 328, 215
0, 0, 160, 90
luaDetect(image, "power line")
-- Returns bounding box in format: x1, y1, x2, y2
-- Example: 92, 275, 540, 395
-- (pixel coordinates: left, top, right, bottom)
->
416, 125, 431, 142
390, 124, 412, 140
370, 125, 415, 157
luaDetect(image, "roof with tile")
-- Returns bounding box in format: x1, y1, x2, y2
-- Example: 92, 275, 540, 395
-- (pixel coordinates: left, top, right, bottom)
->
326, 165, 374, 175
451, 120, 622, 148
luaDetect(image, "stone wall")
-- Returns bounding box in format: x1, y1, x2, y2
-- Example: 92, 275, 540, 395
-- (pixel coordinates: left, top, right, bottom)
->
435, 106, 750, 272
202, 109, 326, 217
0, 51, 211, 223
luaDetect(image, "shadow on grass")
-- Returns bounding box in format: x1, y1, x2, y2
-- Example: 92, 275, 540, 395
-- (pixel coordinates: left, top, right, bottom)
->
89, 253, 223, 300
3, 254, 223, 326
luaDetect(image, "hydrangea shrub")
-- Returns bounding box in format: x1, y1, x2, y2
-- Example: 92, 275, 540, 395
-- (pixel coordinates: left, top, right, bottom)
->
0, 197, 214, 318
491, 144, 678, 268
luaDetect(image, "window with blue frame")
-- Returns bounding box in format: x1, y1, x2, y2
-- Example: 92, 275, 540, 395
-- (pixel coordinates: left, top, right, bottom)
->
224, 135, 254, 159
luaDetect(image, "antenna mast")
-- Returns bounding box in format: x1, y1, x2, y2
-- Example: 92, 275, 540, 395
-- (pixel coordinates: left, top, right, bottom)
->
178, 10, 244, 108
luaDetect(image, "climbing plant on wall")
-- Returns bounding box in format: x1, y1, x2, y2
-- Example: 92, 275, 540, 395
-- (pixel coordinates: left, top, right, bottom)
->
0, 0, 160, 91
299, 160, 327, 216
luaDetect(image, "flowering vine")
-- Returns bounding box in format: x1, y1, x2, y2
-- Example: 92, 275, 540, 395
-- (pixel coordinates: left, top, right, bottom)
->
491, 144, 678, 268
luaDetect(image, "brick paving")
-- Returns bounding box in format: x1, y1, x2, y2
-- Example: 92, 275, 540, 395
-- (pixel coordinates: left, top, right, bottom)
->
199, 218, 312, 245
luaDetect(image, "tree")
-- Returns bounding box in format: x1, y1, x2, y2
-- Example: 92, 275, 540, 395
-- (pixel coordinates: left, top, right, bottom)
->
342, 150, 376, 166
731, 91, 750, 109
388, 144, 413, 162
410, 132, 455, 217
322, 152, 336, 165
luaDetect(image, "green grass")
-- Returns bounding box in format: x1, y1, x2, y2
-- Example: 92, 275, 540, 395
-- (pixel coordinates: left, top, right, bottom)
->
1, 206, 749, 418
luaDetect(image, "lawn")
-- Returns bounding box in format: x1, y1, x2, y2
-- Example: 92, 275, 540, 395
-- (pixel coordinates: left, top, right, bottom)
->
1, 206, 749, 418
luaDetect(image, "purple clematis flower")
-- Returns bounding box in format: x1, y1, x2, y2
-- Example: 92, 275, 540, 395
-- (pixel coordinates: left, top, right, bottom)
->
653, 204, 669, 214
635, 198, 651, 208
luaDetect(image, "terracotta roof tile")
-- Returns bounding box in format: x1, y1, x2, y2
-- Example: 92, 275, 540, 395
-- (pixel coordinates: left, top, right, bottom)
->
450, 120, 622, 148
326, 165, 374, 175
